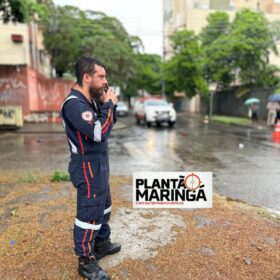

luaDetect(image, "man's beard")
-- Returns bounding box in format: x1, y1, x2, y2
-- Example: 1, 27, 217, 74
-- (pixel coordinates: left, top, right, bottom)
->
89, 86, 103, 100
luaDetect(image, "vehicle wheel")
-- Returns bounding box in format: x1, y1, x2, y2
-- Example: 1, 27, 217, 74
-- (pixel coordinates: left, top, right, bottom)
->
168, 121, 175, 127
156, 122, 161, 127
147, 121, 151, 127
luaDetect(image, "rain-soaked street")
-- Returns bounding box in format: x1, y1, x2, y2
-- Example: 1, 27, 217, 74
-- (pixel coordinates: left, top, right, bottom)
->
0, 113, 279, 212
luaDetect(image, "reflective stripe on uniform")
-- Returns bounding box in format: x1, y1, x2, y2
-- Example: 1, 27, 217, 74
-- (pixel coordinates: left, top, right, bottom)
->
75, 218, 102, 230
104, 206, 112, 215
61, 95, 79, 109
61, 117, 65, 128
61, 95, 79, 132
93, 120, 102, 142
68, 137, 78, 154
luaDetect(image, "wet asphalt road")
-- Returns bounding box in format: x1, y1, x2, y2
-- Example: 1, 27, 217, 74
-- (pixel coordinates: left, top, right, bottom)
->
0, 113, 279, 212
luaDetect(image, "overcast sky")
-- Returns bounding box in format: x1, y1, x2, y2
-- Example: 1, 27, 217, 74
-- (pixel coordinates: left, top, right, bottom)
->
53, 0, 163, 56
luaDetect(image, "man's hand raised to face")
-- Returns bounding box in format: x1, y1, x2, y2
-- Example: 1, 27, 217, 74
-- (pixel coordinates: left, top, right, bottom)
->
104, 88, 118, 105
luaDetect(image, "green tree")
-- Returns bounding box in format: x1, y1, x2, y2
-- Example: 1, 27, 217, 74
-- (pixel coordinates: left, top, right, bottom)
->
163, 30, 208, 97
200, 11, 233, 86
79, 12, 140, 91
270, 20, 280, 42
200, 11, 230, 47
42, 5, 83, 77
204, 34, 235, 86
134, 53, 162, 94
41, 5, 140, 87
201, 9, 280, 88
1, 1, 163, 98
122, 53, 162, 105
0, 0, 48, 23
230, 9, 278, 86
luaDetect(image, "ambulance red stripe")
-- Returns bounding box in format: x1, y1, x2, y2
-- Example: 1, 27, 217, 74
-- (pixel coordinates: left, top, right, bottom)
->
77, 130, 91, 198
88, 221, 95, 254
101, 117, 113, 135
83, 162, 91, 198
101, 109, 111, 129
77, 130, 84, 155
82, 229, 88, 256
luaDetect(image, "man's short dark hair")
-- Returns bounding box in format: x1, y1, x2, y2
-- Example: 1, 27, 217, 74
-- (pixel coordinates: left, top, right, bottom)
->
75, 56, 105, 86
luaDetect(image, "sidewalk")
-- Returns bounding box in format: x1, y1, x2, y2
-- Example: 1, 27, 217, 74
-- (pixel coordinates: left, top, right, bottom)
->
17, 121, 127, 134
209, 115, 272, 130
0, 175, 279, 279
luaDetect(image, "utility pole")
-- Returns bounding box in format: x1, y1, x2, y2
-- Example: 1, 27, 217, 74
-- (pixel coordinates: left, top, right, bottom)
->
257, 1, 260, 11
209, 83, 217, 117
184, 0, 187, 29
162, 0, 167, 99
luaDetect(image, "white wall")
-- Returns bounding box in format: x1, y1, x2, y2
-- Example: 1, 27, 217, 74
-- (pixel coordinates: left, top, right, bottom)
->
0, 23, 30, 65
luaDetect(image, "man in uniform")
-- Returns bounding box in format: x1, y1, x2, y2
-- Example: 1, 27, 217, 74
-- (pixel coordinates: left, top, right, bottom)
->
61, 56, 121, 280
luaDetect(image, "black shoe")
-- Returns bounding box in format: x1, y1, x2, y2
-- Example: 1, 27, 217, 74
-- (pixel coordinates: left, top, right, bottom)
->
94, 238, 121, 260
78, 256, 110, 280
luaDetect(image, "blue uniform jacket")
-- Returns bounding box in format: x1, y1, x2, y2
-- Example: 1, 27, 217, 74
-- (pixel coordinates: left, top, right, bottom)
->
61, 88, 117, 193
61, 88, 116, 157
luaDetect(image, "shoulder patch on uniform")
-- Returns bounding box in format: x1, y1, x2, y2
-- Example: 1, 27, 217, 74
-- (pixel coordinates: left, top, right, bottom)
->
81, 111, 93, 121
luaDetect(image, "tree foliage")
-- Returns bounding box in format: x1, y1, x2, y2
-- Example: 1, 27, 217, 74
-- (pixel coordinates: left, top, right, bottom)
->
201, 9, 279, 87
40, 4, 162, 95
163, 30, 208, 97
0, 1, 162, 99
270, 20, 280, 42
200, 11, 230, 47
164, 9, 280, 97
122, 53, 162, 101
201, 12, 233, 86
0, 0, 48, 23
134, 54, 162, 93
230, 9, 277, 86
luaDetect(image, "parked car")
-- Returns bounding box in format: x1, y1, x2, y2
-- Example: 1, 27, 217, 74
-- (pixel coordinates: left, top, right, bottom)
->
116, 101, 128, 116
134, 99, 176, 127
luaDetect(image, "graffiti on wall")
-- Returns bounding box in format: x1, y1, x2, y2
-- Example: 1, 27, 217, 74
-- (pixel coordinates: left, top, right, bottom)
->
0, 78, 27, 102
31, 69, 72, 111
39, 80, 71, 108
24, 111, 61, 123
38, 82, 60, 107
0, 66, 73, 120
24, 112, 49, 122
0, 107, 15, 119
0, 106, 23, 127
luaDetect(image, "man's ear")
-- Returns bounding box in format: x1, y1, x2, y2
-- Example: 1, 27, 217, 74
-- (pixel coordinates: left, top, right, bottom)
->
83, 73, 91, 85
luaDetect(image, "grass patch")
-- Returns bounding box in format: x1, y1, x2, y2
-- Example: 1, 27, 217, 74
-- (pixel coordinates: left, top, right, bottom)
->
51, 170, 70, 182
210, 115, 251, 126
225, 196, 244, 203
18, 173, 38, 183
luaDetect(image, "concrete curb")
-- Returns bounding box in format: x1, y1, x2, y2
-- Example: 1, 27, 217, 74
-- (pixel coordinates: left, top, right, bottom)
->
209, 119, 272, 131
16, 121, 127, 134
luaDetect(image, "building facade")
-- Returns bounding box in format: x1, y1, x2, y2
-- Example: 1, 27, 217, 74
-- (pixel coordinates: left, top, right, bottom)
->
0, 22, 51, 78
164, 0, 280, 59
163, 0, 280, 112
0, 22, 73, 122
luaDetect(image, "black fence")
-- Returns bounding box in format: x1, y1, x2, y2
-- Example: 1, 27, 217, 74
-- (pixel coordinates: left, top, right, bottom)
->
212, 87, 275, 119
